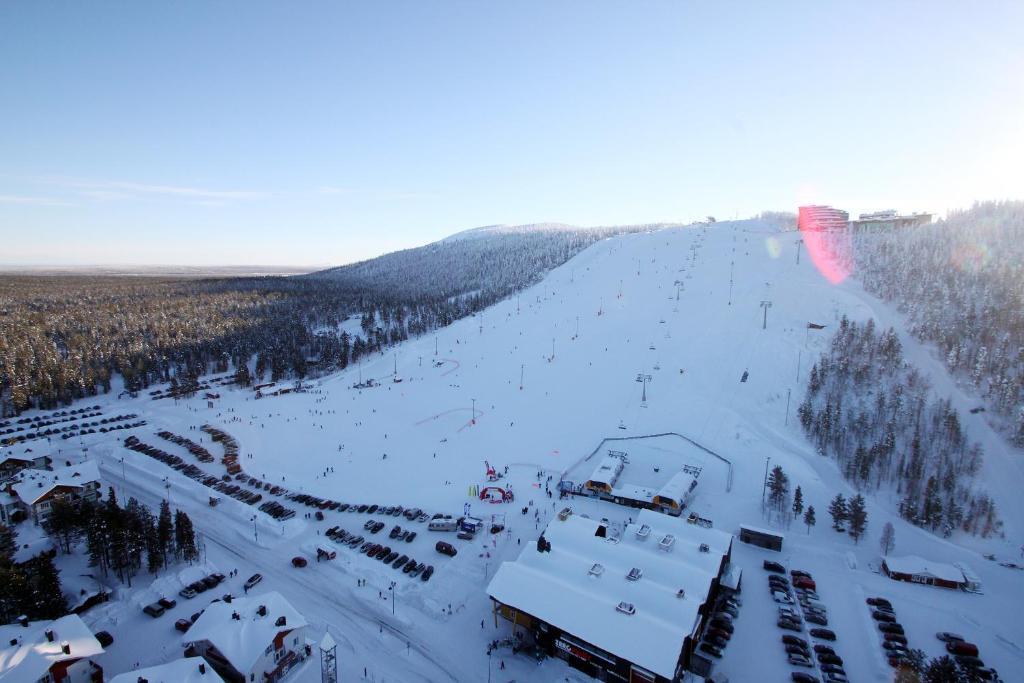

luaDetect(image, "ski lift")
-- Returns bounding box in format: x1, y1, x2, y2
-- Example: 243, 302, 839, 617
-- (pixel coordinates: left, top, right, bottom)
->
648, 344, 656, 351
617, 421, 627, 430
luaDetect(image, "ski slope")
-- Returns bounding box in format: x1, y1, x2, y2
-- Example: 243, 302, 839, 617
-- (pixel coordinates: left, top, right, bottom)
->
15, 220, 1024, 682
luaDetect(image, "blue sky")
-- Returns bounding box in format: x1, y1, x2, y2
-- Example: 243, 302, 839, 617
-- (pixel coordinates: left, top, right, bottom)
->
2, 2, 1022, 266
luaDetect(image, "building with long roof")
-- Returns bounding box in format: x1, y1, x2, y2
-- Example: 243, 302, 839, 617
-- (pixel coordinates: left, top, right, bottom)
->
487, 508, 736, 682
0, 613, 104, 683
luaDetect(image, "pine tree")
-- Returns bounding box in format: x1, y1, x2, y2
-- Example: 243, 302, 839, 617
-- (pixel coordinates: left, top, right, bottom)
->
921, 476, 944, 531
880, 521, 896, 555
767, 465, 790, 514
0, 523, 18, 565
803, 505, 816, 534
792, 486, 804, 517
146, 517, 163, 575
42, 498, 83, 554
26, 554, 68, 619
828, 494, 848, 530
157, 500, 174, 567
175, 511, 198, 564
923, 655, 960, 683
848, 494, 868, 544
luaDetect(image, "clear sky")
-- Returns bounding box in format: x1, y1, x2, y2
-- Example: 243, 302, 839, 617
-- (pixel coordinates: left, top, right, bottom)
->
2, 2, 1022, 267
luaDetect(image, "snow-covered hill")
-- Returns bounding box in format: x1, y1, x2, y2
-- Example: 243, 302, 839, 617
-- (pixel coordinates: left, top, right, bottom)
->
12, 220, 1023, 682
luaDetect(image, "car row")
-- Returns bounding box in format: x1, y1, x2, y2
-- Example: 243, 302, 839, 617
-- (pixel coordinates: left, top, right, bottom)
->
698, 593, 741, 659
934, 631, 999, 680
358, 542, 435, 581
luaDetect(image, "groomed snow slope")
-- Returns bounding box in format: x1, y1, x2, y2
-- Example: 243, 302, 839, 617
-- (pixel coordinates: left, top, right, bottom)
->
15, 221, 1024, 682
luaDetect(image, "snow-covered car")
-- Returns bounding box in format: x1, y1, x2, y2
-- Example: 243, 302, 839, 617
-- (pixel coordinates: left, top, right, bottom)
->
244, 573, 263, 590
782, 635, 808, 648
936, 632, 964, 643
806, 613, 828, 626
178, 588, 197, 599
143, 603, 165, 618
773, 591, 795, 604
787, 654, 813, 667
785, 644, 809, 657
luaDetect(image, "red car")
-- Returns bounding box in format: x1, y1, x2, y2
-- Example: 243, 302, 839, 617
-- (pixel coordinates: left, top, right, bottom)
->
291, 556, 308, 568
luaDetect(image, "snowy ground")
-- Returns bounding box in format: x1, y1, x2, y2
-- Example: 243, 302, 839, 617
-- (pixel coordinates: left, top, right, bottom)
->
8, 221, 1024, 682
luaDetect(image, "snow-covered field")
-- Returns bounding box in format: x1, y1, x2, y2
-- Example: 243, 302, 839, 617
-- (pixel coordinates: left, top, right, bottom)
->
12, 221, 1024, 682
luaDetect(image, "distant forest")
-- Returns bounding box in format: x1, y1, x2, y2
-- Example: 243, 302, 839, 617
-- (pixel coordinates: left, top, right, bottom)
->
851, 201, 1024, 445
0, 226, 646, 415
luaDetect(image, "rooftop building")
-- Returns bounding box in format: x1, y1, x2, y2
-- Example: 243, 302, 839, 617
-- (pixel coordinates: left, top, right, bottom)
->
0, 613, 104, 683
108, 657, 225, 683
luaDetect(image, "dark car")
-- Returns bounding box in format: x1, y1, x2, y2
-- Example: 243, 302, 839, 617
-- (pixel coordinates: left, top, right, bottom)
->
818, 653, 843, 666
392, 554, 409, 569
374, 545, 392, 559
707, 628, 731, 641
409, 562, 425, 578
362, 542, 377, 554
791, 569, 813, 579
174, 618, 191, 632
872, 611, 896, 623
879, 623, 905, 635
143, 603, 165, 618
436, 541, 458, 557
814, 643, 835, 655
201, 576, 220, 589
158, 597, 177, 610
821, 663, 845, 674
371, 521, 386, 533
384, 551, 399, 564
357, 504, 369, 513
95, 631, 114, 647
763, 560, 786, 574
187, 581, 207, 593
364, 520, 377, 530
810, 628, 836, 641
338, 503, 350, 512
785, 644, 810, 657
699, 642, 722, 658
791, 674, 817, 683
292, 556, 308, 567
405, 531, 417, 543
706, 635, 728, 649
390, 525, 402, 539
867, 597, 892, 609
366, 504, 378, 513
884, 633, 908, 645
210, 572, 225, 583
806, 613, 828, 626
710, 619, 734, 634
778, 619, 802, 632
421, 565, 434, 581
782, 635, 808, 648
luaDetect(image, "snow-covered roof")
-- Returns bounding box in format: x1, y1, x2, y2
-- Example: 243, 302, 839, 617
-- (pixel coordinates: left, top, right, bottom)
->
183, 591, 307, 674
0, 614, 104, 682
487, 509, 732, 679
884, 555, 965, 584
10, 460, 101, 505
587, 453, 625, 486
654, 471, 697, 504
108, 657, 225, 683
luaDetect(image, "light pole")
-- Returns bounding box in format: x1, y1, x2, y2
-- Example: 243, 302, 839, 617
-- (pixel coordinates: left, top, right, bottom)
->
728, 261, 734, 306
796, 239, 803, 265
519, 364, 524, 391
471, 398, 476, 425
639, 374, 652, 407
762, 457, 771, 504
250, 515, 258, 544
760, 300, 773, 330
389, 581, 396, 616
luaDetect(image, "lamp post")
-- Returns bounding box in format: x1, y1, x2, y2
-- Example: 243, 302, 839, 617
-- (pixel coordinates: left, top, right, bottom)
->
389, 581, 396, 616
250, 515, 258, 544
471, 398, 476, 425
762, 457, 771, 504
760, 300, 773, 330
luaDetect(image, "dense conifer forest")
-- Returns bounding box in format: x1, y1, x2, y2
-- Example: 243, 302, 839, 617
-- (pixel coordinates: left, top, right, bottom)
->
0, 225, 648, 415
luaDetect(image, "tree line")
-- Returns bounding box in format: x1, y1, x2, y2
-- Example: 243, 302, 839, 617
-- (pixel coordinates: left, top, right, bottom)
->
1, 225, 650, 415
851, 200, 1024, 446
798, 316, 1000, 538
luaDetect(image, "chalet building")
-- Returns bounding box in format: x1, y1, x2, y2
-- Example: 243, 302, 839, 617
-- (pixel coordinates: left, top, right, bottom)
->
798, 205, 850, 232
487, 509, 736, 682
0, 613, 105, 683
7, 460, 102, 524
882, 555, 967, 590
184, 592, 309, 683
0, 451, 52, 482
108, 657, 225, 683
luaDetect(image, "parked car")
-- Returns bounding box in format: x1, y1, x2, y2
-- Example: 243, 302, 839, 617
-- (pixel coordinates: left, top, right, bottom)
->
392, 554, 409, 569
773, 591, 795, 604
788, 654, 813, 667
708, 628, 731, 641
878, 623, 904, 635
705, 635, 728, 649
813, 644, 835, 655
883, 641, 908, 653
389, 525, 402, 539
157, 597, 177, 610
818, 653, 843, 666
710, 619, 734, 634
719, 604, 739, 618
292, 556, 308, 568
174, 619, 191, 633
946, 642, 979, 657
823, 671, 849, 683
244, 573, 263, 590
179, 588, 197, 599
420, 565, 434, 581
95, 631, 114, 647
384, 551, 399, 564
791, 570, 813, 579
806, 613, 828, 626
810, 628, 836, 641
763, 560, 786, 574
143, 603, 165, 618
884, 633, 908, 645
436, 541, 458, 557
793, 577, 817, 591
786, 644, 810, 657
402, 558, 418, 574
872, 610, 896, 623
936, 632, 965, 643
791, 673, 818, 683
782, 635, 808, 648
404, 531, 417, 543
699, 642, 722, 658
778, 619, 803, 632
